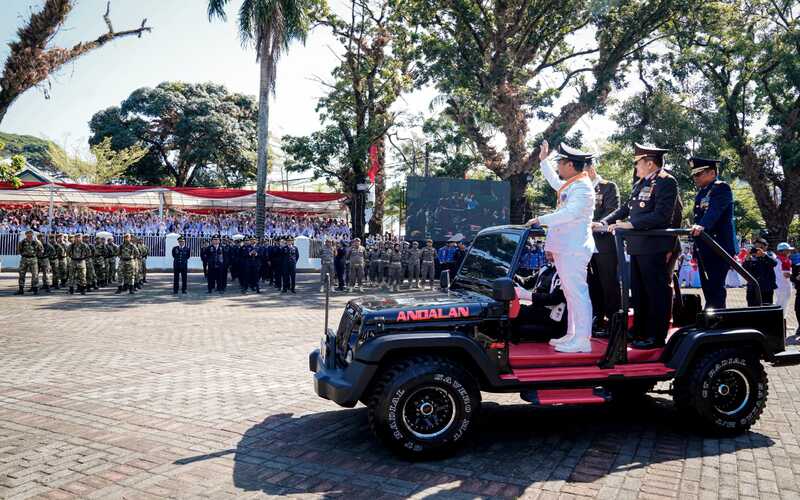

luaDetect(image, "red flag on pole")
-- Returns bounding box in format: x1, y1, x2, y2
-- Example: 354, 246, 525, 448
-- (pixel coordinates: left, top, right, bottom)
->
368, 143, 380, 183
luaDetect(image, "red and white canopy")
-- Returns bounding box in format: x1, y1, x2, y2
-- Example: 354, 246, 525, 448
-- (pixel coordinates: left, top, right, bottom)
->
0, 182, 347, 214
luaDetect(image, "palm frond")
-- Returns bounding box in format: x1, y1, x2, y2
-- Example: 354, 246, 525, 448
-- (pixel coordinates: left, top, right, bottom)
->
207, 0, 230, 21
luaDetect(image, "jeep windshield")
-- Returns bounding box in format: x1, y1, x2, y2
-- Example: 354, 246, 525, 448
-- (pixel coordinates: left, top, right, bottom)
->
453, 230, 522, 291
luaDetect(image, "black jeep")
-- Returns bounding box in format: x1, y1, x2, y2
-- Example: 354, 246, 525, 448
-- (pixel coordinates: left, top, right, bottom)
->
310, 226, 800, 458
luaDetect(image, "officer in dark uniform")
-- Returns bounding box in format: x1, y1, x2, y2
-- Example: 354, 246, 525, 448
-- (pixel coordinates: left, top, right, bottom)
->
204, 235, 227, 293
283, 237, 299, 293
690, 157, 736, 309
601, 144, 680, 349
241, 236, 262, 293
172, 235, 190, 294
587, 160, 620, 333
271, 239, 284, 290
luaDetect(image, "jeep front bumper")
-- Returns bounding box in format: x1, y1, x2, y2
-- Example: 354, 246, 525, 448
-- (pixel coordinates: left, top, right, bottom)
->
309, 328, 377, 408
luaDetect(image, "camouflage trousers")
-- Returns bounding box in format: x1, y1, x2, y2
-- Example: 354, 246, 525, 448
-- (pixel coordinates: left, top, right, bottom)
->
49, 259, 58, 285
18, 257, 39, 288
94, 257, 106, 283
408, 261, 420, 284
389, 264, 403, 288
106, 258, 117, 283
68, 260, 87, 288
118, 259, 137, 287
138, 258, 146, 282
58, 258, 68, 285
320, 262, 335, 287
348, 263, 365, 287
38, 259, 51, 288
421, 262, 435, 287
86, 259, 96, 285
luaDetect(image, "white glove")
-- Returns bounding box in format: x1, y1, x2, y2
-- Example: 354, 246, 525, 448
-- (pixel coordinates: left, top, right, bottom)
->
515, 286, 532, 304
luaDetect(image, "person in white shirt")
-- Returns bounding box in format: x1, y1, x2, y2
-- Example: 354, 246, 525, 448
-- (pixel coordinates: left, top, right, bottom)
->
526, 140, 596, 353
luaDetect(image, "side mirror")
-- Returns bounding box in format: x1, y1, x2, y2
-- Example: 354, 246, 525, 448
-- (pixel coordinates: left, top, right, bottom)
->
492, 277, 515, 302
440, 270, 450, 290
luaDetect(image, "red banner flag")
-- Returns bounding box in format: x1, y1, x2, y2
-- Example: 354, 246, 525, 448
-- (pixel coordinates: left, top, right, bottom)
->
368, 143, 380, 183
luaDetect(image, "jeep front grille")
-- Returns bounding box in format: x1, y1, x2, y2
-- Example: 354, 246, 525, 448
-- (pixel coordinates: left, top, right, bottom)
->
336, 305, 359, 355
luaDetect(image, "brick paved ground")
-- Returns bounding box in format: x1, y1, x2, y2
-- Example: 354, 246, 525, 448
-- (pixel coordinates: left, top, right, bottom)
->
0, 272, 799, 499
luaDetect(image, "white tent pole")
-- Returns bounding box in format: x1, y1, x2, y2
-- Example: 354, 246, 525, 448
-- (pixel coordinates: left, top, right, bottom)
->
159, 191, 164, 220
48, 184, 54, 230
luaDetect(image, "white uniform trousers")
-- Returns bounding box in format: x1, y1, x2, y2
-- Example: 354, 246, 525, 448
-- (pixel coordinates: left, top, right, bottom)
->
552, 251, 593, 341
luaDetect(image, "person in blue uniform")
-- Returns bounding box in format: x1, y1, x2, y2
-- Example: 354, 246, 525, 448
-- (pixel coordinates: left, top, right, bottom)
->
269, 240, 283, 290
240, 236, 261, 293
204, 235, 228, 293
689, 157, 736, 309
599, 144, 680, 349
172, 235, 190, 294
334, 241, 347, 291
282, 237, 299, 293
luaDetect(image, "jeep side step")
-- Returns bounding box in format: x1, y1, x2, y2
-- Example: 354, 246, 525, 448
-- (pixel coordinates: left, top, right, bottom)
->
521, 387, 611, 406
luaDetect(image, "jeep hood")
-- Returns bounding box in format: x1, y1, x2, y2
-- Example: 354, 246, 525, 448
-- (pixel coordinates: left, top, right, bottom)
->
350, 290, 489, 324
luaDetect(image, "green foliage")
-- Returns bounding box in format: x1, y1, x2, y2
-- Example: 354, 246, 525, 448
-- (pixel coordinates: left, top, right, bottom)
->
384, 185, 404, 218
732, 184, 765, 239
49, 137, 148, 184
88, 82, 258, 186
0, 132, 62, 172
0, 141, 23, 187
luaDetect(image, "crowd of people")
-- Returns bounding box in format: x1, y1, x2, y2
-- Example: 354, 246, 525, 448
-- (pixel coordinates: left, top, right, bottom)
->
0, 206, 350, 240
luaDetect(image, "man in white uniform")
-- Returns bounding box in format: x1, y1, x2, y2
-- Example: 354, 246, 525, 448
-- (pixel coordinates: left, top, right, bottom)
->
526, 141, 596, 353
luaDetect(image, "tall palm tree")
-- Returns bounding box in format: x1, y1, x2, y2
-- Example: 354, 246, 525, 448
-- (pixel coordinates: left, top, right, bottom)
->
208, 0, 313, 237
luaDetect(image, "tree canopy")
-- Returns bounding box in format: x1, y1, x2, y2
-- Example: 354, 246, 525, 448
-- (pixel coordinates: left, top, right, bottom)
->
89, 82, 259, 187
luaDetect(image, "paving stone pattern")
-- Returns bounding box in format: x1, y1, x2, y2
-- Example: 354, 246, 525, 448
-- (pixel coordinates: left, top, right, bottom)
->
0, 273, 799, 499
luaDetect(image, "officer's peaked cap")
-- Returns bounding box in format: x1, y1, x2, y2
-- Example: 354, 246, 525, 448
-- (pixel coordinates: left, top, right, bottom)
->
177, 235, 185, 241
634, 143, 668, 163
689, 157, 720, 176
555, 143, 593, 164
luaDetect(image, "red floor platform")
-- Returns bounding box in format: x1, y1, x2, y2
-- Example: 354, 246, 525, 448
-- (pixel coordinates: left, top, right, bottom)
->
508, 337, 667, 369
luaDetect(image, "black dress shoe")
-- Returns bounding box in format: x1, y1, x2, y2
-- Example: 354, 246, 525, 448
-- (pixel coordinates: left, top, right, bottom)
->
593, 329, 610, 339
631, 339, 664, 350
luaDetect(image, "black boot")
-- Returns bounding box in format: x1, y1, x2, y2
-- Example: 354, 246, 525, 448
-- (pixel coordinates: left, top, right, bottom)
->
14, 286, 23, 295
68, 286, 74, 295
79, 286, 86, 295
115, 286, 123, 294
129, 286, 135, 294
32, 287, 39, 295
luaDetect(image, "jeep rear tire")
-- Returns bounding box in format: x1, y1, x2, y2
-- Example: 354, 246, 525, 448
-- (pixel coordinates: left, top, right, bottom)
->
674, 348, 767, 436
367, 356, 480, 459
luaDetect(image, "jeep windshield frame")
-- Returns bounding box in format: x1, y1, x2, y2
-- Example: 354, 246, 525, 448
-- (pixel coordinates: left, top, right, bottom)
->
451, 226, 536, 295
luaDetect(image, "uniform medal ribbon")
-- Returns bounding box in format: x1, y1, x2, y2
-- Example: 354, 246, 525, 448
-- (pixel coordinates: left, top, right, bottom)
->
556, 171, 589, 207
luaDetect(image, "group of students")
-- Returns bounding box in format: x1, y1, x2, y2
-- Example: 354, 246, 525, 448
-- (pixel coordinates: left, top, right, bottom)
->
198, 235, 300, 294
14, 230, 149, 295
317, 238, 468, 293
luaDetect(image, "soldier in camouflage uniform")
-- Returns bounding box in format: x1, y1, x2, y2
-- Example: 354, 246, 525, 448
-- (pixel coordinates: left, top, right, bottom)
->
16, 230, 42, 295
367, 244, 380, 286
64, 234, 74, 287
48, 233, 60, 289
420, 239, 437, 290
319, 240, 336, 293
400, 241, 411, 289
388, 243, 403, 292
85, 239, 98, 290
67, 234, 91, 295
105, 236, 118, 283
52, 233, 66, 289
138, 238, 149, 284
376, 243, 390, 289
37, 233, 55, 293
407, 241, 421, 288
93, 237, 107, 286
116, 234, 140, 294
348, 238, 366, 292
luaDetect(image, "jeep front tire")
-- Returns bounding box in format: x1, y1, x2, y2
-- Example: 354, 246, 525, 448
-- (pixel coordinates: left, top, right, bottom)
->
367, 356, 480, 459
674, 347, 768, 435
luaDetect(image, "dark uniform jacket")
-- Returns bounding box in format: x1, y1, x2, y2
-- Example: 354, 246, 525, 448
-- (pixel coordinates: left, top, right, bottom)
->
520, 264, 566, 306
693, 179, 736, 256
602, 169, 680, 254
172, 245, 190, 269
204, 245, 227, 270
593, 178, 620, 254
743, 254, 778, 291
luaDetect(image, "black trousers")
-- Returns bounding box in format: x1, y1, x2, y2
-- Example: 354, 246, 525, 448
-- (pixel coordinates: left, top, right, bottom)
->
173, 266, 187, 292
631, 252, 671, 343
207, 267, 227, 292
746, 287, 773, 306
273, 261, 283, 289
589, 252, 620, 322
698, 252, 729, 309
516, 305, 567, 341
335, 264, 345, 289
283, 263, 296, 291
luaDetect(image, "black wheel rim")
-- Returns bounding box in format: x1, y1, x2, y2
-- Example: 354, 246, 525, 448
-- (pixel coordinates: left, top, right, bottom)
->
401, 386, 457, 439
711, 368, 751, 416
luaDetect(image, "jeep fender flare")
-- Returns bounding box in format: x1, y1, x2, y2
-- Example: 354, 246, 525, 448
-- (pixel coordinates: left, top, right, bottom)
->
354, 332, 503, 386
667, 328, 769, 378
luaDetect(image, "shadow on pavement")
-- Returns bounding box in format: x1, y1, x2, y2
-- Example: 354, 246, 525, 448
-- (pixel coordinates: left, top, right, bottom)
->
175, 396, 775, 498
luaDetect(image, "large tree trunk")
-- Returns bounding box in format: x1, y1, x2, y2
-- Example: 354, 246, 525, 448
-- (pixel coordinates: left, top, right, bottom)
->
369, 136, 385, 235
507, 172, 529, 224
348, 179, 366, 239
255, 45, 272, 238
